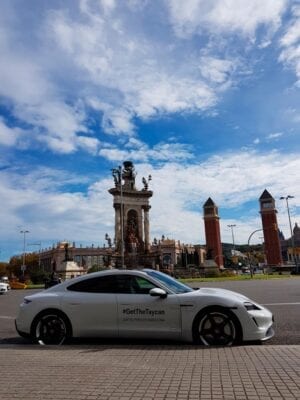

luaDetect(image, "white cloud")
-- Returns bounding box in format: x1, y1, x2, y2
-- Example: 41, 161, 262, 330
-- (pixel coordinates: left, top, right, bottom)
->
99, 140, 194, 162
145, 152, 300, 243
166, 0, 287, 39
0, 118, 21, 146
45, 2, 236, 135
267, 132, 283, 140
100, 0, 116, 15
1, 150, 300, 257
80, 0, 117, 17
132, 75, 217, 118
280, 5, 300, 47
199, 57, 235, 84
0, 166, 112, 245
0, 17, 90, 154
77, 135, 100, 154
0, 0, 288, 154
279, 5, 300, 81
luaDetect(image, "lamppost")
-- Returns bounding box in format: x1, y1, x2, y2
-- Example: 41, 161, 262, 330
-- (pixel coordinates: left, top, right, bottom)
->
20, 230, 29, 276
247, 228, 263, 278
280, 195, 296, 267
111, 165, 125, 269
227, 224, 236, 255
259, 236, 265, 265
119, 165, 125, 269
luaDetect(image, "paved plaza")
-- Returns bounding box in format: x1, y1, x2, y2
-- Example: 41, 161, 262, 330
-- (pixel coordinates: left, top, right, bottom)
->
0, 344, 299, 400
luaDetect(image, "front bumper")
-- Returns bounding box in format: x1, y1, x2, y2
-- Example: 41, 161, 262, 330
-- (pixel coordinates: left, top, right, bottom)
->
234, 305, 274, 342
260, 325, 275, 341
15, 320, 31, 339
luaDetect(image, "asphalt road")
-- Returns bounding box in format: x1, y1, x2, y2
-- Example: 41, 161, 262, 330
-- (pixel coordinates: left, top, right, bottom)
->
0, 277, 299, 345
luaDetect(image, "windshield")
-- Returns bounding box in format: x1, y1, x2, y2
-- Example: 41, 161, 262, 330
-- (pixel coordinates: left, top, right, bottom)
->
144, 269, 193, 294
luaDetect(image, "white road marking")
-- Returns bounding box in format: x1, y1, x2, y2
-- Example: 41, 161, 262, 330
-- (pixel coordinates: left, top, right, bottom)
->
0, 316, 14, 319
262, 302, 300, 306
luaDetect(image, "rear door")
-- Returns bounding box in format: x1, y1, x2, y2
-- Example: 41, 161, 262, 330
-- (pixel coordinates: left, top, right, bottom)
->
62, 275, 118, 337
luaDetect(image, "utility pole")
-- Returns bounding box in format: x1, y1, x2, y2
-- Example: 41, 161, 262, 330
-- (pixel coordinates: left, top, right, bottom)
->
280, 195, 297, 271
20, 230, 29, 276
227, 224, 236, 259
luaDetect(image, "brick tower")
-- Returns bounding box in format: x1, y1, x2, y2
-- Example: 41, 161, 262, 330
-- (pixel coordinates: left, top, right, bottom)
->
259, 189, 283, 266
203, 198, 224, 268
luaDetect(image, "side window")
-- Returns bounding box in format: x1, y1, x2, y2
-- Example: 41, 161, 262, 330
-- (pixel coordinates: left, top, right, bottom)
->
133, 277, 156, 294
116, 275, 133, 294
116, 275, 156, 294
67, 276, 117, 293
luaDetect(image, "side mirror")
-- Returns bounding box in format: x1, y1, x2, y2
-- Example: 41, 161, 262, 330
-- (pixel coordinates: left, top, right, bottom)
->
149, 288, 167, 299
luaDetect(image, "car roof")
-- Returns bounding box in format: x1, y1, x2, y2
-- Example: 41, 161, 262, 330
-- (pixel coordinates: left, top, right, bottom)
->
83, 269, 148, 277
47, 269, 151, 291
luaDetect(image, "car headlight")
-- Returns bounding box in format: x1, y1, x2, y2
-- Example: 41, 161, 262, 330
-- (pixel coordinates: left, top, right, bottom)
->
244, 301, 261, 311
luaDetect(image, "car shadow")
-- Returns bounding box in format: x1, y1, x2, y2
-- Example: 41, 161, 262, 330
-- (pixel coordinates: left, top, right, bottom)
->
0, 335, 268, 351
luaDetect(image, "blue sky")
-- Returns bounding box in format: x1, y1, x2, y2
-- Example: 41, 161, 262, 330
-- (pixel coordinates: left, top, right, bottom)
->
0, 0, 300, 261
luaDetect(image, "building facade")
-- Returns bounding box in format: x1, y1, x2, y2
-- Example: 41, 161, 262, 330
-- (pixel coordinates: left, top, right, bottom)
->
40, 241, 110, 275
280, 222, 300, 265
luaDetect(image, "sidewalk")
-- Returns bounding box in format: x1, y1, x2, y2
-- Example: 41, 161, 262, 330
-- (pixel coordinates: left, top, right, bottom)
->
0, 344, 299, 399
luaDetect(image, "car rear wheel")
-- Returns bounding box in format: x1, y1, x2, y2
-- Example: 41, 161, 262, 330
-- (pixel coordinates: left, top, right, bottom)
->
193, 307, 241, 346
31, 311, 71, 345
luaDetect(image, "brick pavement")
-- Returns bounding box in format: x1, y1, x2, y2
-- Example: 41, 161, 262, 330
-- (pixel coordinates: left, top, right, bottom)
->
0, 345, 299, 400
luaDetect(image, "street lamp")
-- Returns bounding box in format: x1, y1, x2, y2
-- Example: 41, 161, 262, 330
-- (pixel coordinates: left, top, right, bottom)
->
247, 228, 263, 278
118, 165, 125, 269
20, 230, 29, 276
280, 195, 296, 267
259, 236, 266, 265
111, 165, 125, 269
227, 224, 236, 254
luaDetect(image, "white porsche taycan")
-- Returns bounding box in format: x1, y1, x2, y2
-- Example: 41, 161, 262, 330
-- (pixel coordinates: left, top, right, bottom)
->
15, 269, 274, 346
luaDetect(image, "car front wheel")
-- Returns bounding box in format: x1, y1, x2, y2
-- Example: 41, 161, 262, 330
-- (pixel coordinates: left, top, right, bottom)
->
31, 310, 71, 345
193, 307, 241, 346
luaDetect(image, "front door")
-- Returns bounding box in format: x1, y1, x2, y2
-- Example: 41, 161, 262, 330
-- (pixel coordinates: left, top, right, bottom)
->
116, 275, 181, 340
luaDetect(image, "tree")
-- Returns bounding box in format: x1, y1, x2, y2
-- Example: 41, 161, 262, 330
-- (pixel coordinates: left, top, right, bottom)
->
0, 262, 9, 276
8, 252, 39, 278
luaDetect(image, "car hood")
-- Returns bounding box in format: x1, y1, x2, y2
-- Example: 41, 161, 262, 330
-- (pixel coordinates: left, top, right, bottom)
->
23, 291, 59, 302
191, 287, 251, 302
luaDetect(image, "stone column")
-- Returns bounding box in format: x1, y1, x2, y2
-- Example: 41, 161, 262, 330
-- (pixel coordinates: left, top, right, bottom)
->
143, 206, 151, 252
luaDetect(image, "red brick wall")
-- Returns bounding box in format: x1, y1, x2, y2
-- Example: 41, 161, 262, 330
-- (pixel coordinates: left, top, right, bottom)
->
204, 217, 223, 267
261, 211, 283, 265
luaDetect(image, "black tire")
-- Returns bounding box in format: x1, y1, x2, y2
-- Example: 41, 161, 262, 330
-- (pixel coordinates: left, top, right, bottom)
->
31, 310, 72, 345
193, 307, 242, 346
